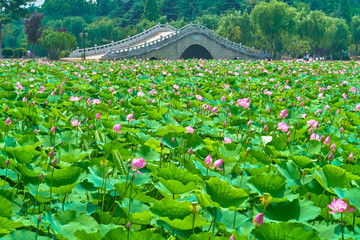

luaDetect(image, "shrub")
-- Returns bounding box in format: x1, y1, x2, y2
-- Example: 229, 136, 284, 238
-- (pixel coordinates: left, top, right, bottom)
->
13, 48, 27, 58
2, 48, 14, 58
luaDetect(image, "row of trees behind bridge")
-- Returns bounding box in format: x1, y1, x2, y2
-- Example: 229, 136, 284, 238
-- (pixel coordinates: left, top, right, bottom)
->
2, 0, 360, 60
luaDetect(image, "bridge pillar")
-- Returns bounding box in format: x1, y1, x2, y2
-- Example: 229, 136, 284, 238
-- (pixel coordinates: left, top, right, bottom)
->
94, 44, 97, 54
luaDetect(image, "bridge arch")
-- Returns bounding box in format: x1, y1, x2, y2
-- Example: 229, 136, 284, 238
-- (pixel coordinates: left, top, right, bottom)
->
179, 44, 213, 60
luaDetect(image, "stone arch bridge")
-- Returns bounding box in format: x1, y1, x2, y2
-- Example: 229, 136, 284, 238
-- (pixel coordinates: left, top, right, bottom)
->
68, 23, 271, 60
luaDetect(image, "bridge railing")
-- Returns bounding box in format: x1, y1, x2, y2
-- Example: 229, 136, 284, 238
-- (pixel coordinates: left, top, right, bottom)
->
68, 23, 176, 58
103, 23, 271, 59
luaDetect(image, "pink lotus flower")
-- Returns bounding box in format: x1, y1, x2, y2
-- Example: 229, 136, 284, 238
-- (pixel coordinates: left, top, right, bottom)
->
237, 98, 250, 108
328, 198, 355, 214
5, 117, 11, 126
277, 122, 289, 133
310, 133, 321, 141
307, 119, 318, 129
131, 158, 146, 175
253, 213, 264, 227
330, 143, 336, 152
205, 155, 212, 168
186, 126, 194, 133
95, 113, 101, 120
324, 136, 331, 146
212, 159, 223, 170
223, 137, 232, 144
221, 96, 226, 101
279, 109, 288, 119
71, 119, 81, 127
196, 95, 203, 101
126, 113, 134, 122
349, 152, 354, 161
113, 124, 122, 133
69, 96, 81, 102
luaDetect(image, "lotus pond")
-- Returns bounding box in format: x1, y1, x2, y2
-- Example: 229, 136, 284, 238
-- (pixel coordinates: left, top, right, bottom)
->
0, 59, 360, 240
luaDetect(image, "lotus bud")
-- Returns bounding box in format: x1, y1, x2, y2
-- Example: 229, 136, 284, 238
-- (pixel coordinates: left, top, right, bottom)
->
205, 155, 212, 168
229, 234, 235, 240
336, 109, 341, 114
5, 117, 11, 126
37, 215, 42, 222
328, 152, 334, 161
171, 137, 175, 144
264, 125, 268, 132
253, 213, 264, 227
90, 124, 93, 129
320, 135, 325, 142
52, 158, 58, 166
247, 119, 253, 128
5, 106, 8, 112
39, 173, 44, 180
324, 136, 331, 146
34, 129, 38, 134
308, 127, 313, 135
131, 172, 135, 179
340, 127, 344, 133
50, 126, 55, 134
126, 222, 132, 229
330, 143, 336, 152
6, 159, 10, 166
188, 147, 194, 155
49, 150, 55, 159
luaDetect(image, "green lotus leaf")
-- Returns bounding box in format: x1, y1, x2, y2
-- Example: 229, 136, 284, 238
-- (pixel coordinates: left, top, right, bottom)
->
218, 143, 242, 161
74, 230, 103, 240
263, 199, 321, 222
43, 210, 99, 239
200, 177, 248, 209
156, 178, 198, 196
103, 227, 165, 240
0, 196, 13, 218
135, 145, 160, 161
292, 156, 313, 168
158, 213, 209, 230
313, 165, 348, 190
248, 174, 296, 201
3, 230, 52, 240
256, 222, 321, 240
276, 161, 301, 186
152, 165, 203, 184
45, 166, 86, 188
114, 182, 155, 203
6, 145, 41, 164
150, 197, 192, 220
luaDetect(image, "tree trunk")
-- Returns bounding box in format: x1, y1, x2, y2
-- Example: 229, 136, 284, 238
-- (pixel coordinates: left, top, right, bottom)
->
355, 43, 358, 60
0, 23, 3, 59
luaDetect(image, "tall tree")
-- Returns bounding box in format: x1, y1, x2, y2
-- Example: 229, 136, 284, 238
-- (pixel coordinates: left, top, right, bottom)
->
24, 11, 44, 55
251, 0, 296, 59
143, 0, 160, 22
0, 0, 32, 58
160, 0, 178, 21
351, 15, 360, 59
340, 0, 351, 23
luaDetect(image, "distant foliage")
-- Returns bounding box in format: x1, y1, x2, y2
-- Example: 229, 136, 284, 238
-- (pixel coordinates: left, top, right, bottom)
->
39, 29, 77, 59
2, 48, 14, 58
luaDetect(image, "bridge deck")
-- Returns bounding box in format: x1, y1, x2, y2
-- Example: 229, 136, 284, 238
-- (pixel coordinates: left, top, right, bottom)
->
66, 30, 174, 60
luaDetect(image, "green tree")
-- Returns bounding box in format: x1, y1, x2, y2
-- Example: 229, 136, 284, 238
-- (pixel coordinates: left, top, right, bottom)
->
24, 11, 44, 55
351, 15, 360, 59
39, 28, 76, 59
0, 0, 33, 58
251, 0, 296, 59
160, 0, 178, 21
143, 0, 160, 22
299, 10, 328, 57
340, 0, 351, 23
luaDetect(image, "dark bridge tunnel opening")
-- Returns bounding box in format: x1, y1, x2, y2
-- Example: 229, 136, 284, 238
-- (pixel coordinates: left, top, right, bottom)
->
180, 44, 213, 60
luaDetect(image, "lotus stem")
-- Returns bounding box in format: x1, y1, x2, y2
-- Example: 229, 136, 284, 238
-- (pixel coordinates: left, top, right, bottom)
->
49, 167, 54, 211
